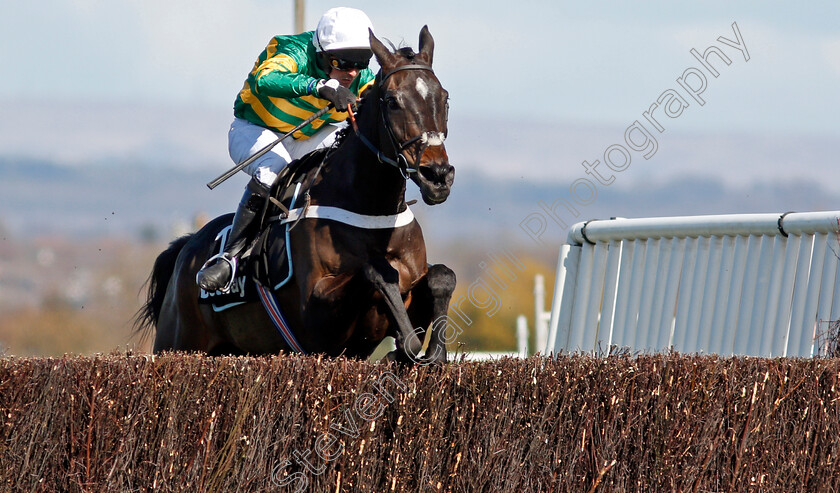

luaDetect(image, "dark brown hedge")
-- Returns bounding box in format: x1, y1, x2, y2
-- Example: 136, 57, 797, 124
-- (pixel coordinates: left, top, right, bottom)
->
1, 353, 838, 492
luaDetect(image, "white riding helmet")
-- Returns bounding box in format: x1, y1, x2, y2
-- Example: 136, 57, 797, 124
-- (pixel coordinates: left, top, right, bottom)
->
312, 7, 374, 52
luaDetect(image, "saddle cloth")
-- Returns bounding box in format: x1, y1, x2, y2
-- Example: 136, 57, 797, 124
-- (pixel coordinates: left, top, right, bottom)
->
194, 217, 308, 354
196, 218, 293, 312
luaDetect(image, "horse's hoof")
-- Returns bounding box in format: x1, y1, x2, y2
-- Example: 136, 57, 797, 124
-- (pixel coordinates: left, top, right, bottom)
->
384, 349, 413, 365
384, 349, 447, 367
403, 334, 424, 360
417, 352, 447, 366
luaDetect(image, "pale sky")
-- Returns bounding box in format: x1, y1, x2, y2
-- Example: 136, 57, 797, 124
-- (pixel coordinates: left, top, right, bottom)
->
1, 1, 839, 184
2, 1, 838, 129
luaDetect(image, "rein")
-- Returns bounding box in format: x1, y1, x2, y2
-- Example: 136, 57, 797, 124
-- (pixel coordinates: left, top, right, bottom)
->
348, 64, 442, 179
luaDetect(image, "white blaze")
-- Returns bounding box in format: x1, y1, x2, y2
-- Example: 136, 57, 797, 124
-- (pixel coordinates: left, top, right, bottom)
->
415, 78, 429, 100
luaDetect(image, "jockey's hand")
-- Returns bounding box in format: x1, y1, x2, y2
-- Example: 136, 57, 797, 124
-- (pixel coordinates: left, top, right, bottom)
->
316, 79, 358, 112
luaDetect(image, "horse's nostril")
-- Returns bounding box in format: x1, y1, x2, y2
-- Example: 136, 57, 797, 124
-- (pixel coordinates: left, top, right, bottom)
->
420, 164, 453, 183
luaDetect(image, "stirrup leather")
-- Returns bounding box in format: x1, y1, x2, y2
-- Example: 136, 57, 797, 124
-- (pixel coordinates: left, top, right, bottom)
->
197, 253, 238, 292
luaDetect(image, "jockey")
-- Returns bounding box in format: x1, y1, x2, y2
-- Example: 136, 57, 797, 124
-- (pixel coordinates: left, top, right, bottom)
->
197, 7, 377, 292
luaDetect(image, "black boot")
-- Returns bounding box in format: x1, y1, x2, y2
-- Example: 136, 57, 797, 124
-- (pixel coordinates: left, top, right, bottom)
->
196, 178, 269, 292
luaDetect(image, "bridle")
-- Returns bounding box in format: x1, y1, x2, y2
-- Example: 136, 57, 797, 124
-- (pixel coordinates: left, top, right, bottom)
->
348, 64, 446, 180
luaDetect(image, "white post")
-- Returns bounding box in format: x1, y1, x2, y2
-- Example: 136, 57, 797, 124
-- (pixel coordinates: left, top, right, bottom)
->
546, 244, 579, 355
516, 315, 528, 358
534, 274, 548, 354
294, 0, 305, 33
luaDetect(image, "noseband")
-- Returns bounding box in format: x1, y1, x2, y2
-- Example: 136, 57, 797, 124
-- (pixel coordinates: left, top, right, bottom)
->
351, 64, 446, 179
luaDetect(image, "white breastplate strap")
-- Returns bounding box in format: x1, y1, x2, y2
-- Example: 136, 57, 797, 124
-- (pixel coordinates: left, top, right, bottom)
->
280, 205, 415, 229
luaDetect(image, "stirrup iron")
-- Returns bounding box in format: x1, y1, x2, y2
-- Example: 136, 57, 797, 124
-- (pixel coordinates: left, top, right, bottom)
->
197, 253, 238, 293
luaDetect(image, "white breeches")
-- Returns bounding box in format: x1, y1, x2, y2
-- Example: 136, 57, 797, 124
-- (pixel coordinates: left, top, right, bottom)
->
228, 117, 345, 187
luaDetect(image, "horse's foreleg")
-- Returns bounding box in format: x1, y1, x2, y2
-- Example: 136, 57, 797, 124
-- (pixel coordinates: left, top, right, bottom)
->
420, 264, 456, 363
403, 264, 456, 364
362, 258, 423, 359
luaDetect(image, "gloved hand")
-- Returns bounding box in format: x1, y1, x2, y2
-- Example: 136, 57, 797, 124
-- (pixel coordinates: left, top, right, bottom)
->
316, 79, 358, 112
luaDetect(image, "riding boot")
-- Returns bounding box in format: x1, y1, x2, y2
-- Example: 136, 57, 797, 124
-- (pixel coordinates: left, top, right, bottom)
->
196, 178, 269, 292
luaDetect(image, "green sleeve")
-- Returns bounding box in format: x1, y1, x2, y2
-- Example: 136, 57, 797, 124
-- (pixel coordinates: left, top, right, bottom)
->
254, 71, 319, 98
252, 35, 323, 98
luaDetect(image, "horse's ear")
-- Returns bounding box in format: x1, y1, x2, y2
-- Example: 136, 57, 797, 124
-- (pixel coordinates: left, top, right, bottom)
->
418, 25, 434, 66
370, 29, 396, 68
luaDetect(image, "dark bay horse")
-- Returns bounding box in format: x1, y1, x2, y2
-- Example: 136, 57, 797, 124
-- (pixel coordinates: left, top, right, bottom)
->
135, 27, 455, 364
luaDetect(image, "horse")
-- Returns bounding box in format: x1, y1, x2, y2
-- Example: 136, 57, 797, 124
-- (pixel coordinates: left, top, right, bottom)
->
135, 26, 455, 364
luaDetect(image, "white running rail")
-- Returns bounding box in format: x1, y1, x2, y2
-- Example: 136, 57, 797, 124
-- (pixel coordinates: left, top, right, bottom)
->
544, 211, 840, 357
462, 315, 529, 361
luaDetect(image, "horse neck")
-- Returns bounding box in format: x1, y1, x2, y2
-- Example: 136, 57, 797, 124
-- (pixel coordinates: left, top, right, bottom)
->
321, 101, 408, 215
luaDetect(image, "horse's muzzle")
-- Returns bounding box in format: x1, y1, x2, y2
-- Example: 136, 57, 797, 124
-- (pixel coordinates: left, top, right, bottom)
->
415, 162, 455, 205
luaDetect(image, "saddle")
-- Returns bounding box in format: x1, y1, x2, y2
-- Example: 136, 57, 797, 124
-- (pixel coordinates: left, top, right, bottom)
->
197, 148, 329, 310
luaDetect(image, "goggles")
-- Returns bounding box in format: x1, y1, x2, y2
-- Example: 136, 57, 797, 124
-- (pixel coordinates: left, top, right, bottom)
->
327, 55, 369, 71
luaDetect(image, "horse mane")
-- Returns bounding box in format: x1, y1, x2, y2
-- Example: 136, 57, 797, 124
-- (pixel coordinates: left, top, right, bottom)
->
395, 47, 417, 59
384, 37, 417, 59
332, 109, 359, 147
331, 76, 377, 147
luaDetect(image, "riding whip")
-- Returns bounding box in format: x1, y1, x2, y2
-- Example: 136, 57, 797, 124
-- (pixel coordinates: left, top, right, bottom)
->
206, 104, 334, 189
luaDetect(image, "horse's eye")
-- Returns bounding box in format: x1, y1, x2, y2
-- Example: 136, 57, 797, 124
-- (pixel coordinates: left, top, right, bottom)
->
385, 97, 400, 111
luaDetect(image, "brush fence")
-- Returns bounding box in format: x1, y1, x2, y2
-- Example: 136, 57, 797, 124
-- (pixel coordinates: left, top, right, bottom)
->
545, 211, 840, 357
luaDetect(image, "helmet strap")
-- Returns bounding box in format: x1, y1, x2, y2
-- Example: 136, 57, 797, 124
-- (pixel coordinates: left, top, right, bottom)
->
315, 52, 332, 77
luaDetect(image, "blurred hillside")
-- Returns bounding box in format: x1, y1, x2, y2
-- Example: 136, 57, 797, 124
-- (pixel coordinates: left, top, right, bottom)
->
3, 157, 840, 244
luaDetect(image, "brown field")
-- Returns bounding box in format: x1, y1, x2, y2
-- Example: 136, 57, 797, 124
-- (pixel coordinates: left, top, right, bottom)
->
0, 234, 557, 358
